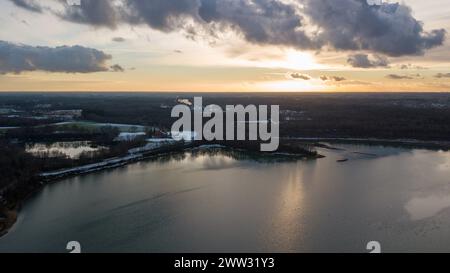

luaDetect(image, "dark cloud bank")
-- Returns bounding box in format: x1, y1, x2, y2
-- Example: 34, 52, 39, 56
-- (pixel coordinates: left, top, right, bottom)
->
5, 0, 447, 75
8, 0, 446, 58
303, 0, 445, 57
0, 40, 113, 74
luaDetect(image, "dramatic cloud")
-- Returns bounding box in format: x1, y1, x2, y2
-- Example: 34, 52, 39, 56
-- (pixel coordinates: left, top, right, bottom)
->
122, 0, 315, 48
58, 0, 119, 28
196, 0, 315, 49
320, 75, 346, 81
8, 0, 446, 57
435, 73, 450, 78
9, 0, 42, 12
124, 0, 201, 31
303, 0, 446, 56
347, 54, 389, 68
290, 73, 311, 80
0, 40, 113, 74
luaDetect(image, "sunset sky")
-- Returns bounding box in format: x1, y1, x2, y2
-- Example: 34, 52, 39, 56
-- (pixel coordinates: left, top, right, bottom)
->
0, 0, 450, 92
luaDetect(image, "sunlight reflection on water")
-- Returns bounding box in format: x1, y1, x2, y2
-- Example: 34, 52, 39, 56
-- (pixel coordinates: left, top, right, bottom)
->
2, 145, 450, 253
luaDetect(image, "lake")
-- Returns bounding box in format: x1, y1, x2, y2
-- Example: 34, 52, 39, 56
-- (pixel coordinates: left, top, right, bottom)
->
1, 144, 450, 253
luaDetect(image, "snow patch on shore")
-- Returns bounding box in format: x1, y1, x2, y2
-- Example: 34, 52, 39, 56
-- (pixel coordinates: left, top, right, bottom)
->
115, 132, 146, 141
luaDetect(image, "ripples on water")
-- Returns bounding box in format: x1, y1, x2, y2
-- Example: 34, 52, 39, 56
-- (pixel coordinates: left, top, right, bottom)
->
2, 145, 450, 253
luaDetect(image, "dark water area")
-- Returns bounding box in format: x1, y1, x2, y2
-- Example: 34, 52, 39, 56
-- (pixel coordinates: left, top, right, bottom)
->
1, 145, 450, 253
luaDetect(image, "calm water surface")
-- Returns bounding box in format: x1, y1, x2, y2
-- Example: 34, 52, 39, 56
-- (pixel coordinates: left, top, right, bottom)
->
1, 145, 450, 253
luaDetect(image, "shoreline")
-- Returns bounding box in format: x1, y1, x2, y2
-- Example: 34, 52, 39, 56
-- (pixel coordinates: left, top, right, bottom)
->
0, 141, 189, 238
0, 140, 318, 237
2, 137, 450, 238
291, 137, 450, 150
